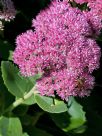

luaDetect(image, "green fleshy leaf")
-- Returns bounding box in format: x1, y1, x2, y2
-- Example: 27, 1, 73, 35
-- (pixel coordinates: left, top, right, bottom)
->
1, 61, 40, 105
51, 113, 86, 133
35, 94, 67, 113
8, 50, 13, 61
22, 133, 29, 136
1, 61, 33, 97
51, 112, 70, 129
0, 116, 22, 136
51, 97, 86, 133
22, 94, 35, 105
0, 68, 15, 115
65, 97, 86, 131
72, 125, 87, 134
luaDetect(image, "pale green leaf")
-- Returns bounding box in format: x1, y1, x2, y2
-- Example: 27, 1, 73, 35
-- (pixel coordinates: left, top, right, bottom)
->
35, 94, 67, 113
0, 116, 22, 136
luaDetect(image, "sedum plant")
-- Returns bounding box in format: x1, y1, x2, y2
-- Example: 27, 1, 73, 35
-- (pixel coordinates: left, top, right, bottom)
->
0, 0, 102, 136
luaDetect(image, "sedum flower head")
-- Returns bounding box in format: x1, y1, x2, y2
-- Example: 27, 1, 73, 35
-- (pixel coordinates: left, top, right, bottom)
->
37, 69, 95, 100
13, 0, 101, 100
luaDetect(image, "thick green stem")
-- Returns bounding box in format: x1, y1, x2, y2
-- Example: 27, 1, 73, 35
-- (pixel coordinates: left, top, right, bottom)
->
3, 85, 38, 114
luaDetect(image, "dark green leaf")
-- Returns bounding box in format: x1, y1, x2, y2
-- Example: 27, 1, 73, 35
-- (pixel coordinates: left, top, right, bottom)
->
0, 40, 14, 60
0, 68, 15, 115
24, 126, 53, 136
51, 97, 86, 133
20, 112, 43, 126
13, 105, 28, 116
51, 112, 70, 129
1, 61, 40, 106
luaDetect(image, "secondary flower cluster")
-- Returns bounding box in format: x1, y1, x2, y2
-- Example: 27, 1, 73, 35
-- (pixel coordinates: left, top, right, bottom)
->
71, 0, 102, 5
0, 0, 16, 21
0, 0, 16, 30
73, 0, 102, 34
13, 0, 101, 100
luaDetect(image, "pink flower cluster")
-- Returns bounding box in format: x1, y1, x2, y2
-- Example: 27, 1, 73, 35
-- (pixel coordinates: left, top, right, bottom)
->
13, 0, 101, 100
69, 0, 102, 32
71, 0, 100, 4
0, 0, 16, 21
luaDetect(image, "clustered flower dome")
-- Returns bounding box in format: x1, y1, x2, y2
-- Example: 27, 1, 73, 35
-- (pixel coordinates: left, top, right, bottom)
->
13, 0, 101, 100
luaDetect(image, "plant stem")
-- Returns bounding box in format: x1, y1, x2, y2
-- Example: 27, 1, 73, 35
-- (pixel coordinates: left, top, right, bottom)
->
3, 85, 38, 114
